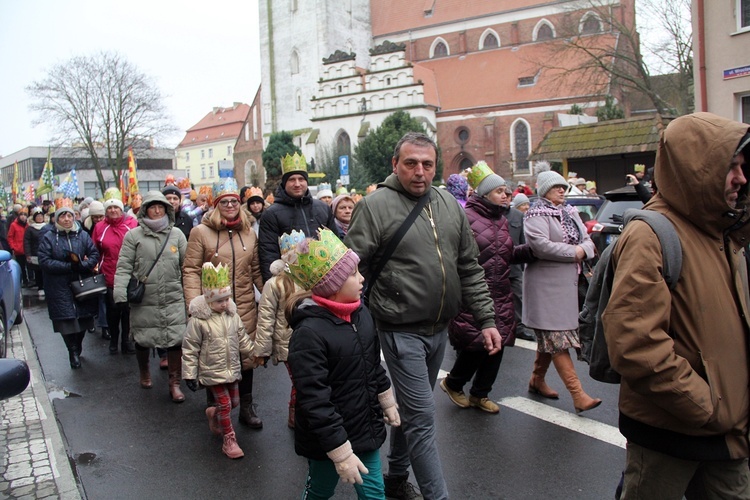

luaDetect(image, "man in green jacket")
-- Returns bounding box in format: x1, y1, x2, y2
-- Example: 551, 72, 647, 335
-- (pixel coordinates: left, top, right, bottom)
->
346, 132, 501, 500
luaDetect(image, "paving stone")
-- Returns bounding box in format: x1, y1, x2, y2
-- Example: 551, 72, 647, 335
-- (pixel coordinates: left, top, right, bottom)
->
9, 477, 35, 489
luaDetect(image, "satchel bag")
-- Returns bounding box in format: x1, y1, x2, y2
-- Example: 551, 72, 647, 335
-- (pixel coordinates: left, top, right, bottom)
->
70, 274, 107, 300
127, 233, 172, 304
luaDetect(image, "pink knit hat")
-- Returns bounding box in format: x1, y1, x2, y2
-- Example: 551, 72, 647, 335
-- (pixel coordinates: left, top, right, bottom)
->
312, 249, 360, 298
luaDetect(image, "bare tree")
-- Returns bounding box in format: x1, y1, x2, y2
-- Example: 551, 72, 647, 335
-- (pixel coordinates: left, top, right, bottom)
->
27, 51, 177, 191
528, 0, 692, 117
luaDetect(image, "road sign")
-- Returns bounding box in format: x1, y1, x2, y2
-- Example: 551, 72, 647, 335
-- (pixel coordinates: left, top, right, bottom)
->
340, 175, 350, 185
339, 155, 349, 176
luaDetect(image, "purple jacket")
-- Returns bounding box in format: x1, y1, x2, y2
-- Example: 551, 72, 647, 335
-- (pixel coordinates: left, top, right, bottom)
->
449, 195, 534, 351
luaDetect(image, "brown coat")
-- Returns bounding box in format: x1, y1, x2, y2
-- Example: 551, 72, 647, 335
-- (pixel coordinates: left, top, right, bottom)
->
603, 113, 750, 460
183, 210, 264, 339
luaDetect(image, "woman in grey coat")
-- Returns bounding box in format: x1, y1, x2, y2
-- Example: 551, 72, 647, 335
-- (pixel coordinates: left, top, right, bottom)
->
522, 170, 601, 414
114, 191, 188, 402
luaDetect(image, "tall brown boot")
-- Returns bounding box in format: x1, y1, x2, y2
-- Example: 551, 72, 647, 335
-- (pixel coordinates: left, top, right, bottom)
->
136, 349, 152, 389
528, 352, 559, 399
167, 349, 185, 403
552, 351, 601, 413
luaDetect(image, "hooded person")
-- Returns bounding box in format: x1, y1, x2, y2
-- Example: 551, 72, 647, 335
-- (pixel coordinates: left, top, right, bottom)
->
183, 177, 266, 427
114, 191, 189, 401
258, 152, 339, 281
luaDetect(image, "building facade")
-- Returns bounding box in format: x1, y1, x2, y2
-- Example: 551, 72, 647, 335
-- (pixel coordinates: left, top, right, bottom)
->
233, 88, 265, 189
175, 103, 250, 188
693, 0, 750, 123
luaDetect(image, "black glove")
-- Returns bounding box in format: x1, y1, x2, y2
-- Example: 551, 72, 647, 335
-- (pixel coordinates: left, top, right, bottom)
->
184, 379, 198, 392
70, 260, 84, 272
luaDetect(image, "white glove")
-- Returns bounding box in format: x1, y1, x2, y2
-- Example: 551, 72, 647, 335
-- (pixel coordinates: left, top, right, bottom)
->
378, 388, 401, 427
327, 441, 368, 485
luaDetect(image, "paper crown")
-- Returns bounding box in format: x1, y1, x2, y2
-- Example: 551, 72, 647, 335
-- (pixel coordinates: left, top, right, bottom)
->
279, 230, 307, 260
336, 186, 348, 195
466, 162, 494, 190
281, 152, 307, 176
248, 187, 264, 200
202, 262, 230, 290
586, 181, 596, 190
165, 174, 176, 186
283, 228, 348, 291
317, 183, 331, 192
213, 177, 239, 200
103, 187, 122, 202
54, 197, 74, 209
199, 185, 213, 205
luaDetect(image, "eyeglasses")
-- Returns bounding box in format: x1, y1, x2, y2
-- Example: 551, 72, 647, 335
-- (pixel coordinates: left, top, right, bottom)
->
219, 199, 240, 206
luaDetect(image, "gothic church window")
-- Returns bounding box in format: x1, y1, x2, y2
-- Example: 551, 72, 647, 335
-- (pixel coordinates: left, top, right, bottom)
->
337, 131, 351, 156
511, 119, 531, 174
431, 38, 449, 58
291, 50, 300, 74
580, 12, 602, 35
534, 20, 555, 41
480, 29, 499, 50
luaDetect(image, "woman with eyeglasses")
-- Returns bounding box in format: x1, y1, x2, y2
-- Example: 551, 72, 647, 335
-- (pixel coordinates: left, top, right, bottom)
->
183, 178, 265, 428
114, 192, 188, 402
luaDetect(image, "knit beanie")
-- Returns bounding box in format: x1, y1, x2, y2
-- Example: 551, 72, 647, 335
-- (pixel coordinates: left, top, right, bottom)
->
512, 193, 530, 208
312, 250, 360, 298
103, 198, 124, 211
54, 206, 75, 222
162, 185, 182, 199
476, 173, 506, 197
536, 171, 568, 197
88, 201, 105, 216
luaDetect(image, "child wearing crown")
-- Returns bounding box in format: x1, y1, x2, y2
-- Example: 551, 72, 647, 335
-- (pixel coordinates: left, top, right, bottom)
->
182, 262, 255, 459
285, 229, 400, 498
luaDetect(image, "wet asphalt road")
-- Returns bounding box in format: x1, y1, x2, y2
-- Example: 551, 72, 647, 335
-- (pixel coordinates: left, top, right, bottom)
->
23, 292, 625, 499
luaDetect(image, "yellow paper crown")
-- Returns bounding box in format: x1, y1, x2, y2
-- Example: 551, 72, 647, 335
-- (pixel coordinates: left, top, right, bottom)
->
466, 162, 494, 190
281, 152, 307, 176
103, 187, 122, 202
285, 228, 348, 290
201, 262, 230, 290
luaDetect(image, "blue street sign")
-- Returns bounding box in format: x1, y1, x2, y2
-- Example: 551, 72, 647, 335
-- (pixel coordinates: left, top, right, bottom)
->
339, 155, 349, 176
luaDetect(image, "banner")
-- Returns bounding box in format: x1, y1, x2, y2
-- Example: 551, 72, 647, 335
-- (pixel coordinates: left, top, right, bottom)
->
128, 148, 139, 201
37, 147, 55, 196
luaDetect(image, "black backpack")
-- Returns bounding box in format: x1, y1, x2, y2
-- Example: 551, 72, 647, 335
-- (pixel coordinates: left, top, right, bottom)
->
579, 209, 682, 384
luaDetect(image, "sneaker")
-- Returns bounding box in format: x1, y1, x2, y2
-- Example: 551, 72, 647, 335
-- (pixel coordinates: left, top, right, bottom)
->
468, 395, 500, 414
439, 378, 469, 408
384, 474, 423, 500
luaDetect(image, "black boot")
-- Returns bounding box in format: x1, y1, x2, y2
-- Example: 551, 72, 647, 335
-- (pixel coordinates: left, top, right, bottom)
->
239, 394, 263, 429
109, 328, 119, 355
101, 327, 110, 340
384, 472, 423, 500
76, 331, 86, 357
62, 334, 81, 369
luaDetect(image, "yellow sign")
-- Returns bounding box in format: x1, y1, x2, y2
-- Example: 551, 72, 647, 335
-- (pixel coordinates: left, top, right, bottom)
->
308, 172, 326, 178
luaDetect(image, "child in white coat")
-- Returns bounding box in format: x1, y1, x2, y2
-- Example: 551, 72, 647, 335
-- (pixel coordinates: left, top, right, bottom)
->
182, 262, 254, 459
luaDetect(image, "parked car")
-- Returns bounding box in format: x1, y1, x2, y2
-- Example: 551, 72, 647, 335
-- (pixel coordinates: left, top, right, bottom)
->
0, 358, 30, 400
526, 194, 605, 223
0, 250, 23, 358
589, 186, 645, 254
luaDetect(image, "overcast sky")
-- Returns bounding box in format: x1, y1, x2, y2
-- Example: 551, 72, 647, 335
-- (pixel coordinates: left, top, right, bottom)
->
0, 0, 261, 157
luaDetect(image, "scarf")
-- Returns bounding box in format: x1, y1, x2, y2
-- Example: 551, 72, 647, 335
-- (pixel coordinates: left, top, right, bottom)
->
312, 295, 360, 322
224, 218, 242, 230
141, 215, 169, 233
55, 222, 75, 233
30, 222, 46, 230
524, 197, 581, 245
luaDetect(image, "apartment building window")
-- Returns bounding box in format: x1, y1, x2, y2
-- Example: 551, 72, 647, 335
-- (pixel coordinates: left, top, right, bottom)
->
741, 0, 750, 29
201, 165, 206, 179
186, 152, 190, 162
209, 165, 215, 177
742, 95, 750, 124
201, 150, 205, 159
227, 145, 232, 156
208, 148, 213, 159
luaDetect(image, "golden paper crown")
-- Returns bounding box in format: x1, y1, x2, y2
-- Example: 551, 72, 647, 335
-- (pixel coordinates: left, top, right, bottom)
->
281, 152, 307, 176
284, 228, 348, 291
248, 187, 263, 199
201, 262, 231, 290
213, 177, 239, 200
54, 197, 74, 209
466, 162, 494, 190
176, 177, 191, 191
199, 185, 213, 205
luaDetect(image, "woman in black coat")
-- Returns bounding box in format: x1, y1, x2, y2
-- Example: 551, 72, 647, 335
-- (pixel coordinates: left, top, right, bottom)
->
23, 207, 47, 294
38, 206, 100, 369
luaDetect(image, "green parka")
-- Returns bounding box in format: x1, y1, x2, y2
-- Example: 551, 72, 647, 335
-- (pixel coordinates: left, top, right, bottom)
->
114, 192, 188, 348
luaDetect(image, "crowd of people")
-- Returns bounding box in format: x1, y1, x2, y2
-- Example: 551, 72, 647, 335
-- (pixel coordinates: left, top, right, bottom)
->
2, 112, 750, 499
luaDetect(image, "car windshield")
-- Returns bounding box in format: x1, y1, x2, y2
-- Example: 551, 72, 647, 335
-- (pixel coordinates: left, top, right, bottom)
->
596, 200, 644, 223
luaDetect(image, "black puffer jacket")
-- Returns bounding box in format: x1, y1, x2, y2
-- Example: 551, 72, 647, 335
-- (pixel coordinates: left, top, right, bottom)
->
288, 299, 389, 460
258, 187, 338, 281
38, 223, 100, 321
173, 207, 193, 241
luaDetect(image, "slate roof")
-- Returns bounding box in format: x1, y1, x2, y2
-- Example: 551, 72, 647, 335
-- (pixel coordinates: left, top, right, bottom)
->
529, 114, 670, 161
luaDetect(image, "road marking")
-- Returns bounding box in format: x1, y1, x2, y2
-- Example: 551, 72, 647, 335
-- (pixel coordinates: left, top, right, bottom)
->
499, 396, 626, 449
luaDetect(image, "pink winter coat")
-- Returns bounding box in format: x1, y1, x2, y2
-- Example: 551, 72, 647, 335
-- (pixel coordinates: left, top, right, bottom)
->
92, 214, 138, 287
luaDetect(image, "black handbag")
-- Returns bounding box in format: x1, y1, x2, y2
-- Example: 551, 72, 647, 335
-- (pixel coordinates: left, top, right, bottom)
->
70, 274, 107, 300
127, 233, 171, 304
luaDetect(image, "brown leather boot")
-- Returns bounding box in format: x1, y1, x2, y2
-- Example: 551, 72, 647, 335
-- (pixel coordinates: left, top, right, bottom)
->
136, 349, 152, 389
222, 431, 244, 459
205, 407, 221, 435
167, 350, 185, 403
239, 394, 262, 428
552, 351, 601, 413
528, 352, 559, 399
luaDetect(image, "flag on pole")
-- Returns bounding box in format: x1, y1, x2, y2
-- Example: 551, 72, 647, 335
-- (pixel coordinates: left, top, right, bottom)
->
37, 147, 55, 196
119, 170, 128, 205
57, 169, 80, 198
127, 148, 139, 201
24, 184, 35, 202
11, 161, 19, 202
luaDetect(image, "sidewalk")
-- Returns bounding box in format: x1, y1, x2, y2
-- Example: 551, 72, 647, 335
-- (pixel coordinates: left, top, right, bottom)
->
0, 318, 81, 499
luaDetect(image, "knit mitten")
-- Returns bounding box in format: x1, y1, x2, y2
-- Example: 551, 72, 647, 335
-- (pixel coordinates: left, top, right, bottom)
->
326, 441, 368, 485
378, 388, 401, 427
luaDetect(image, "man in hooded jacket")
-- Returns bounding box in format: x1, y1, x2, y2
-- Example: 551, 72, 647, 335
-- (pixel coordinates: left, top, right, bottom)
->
603, 113, 750, 499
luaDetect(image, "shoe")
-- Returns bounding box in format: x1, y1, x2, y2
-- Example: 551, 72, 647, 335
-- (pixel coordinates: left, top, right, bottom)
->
468, 395, 500, 414
528, 352, 560, 399
68, 350, 81, 369
167, 350, 185, 403
515, 330, 535, 341
38, 289, 45, 298
136, 350, 152, 389
109, 345, 118, 355
101, 328, 110, 340
384, 473, 423, 500
159, 356, 168, 370
439, 378, 469, 408
205, 407, 221, 435
121, 341, 136, 355
87, 326, 96, 333
239, 395, 263, 429
222, 431, 244, 459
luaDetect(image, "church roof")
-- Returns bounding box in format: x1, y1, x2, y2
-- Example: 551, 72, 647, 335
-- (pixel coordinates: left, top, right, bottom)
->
413, 36, 617, 113
371, 0, 550, 37
178, 103, 250, 148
